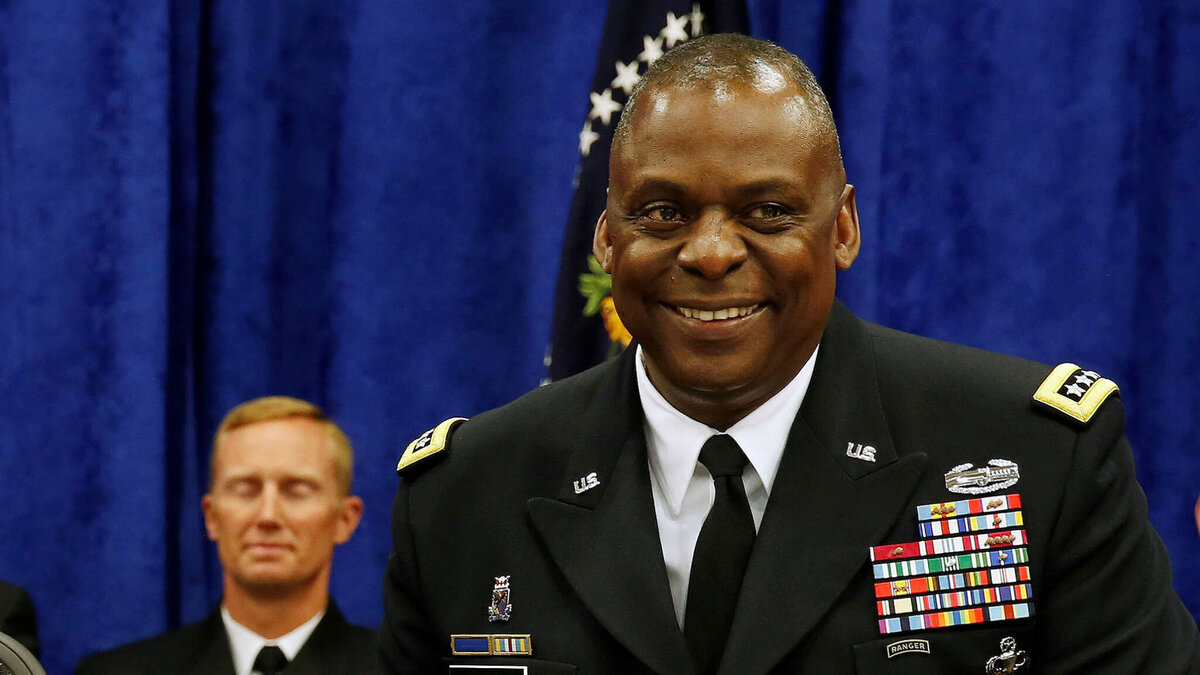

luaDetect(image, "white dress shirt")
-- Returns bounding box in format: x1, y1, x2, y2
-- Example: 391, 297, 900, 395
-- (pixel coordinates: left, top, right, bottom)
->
221, 605, 325, 675
635, 344, 819, 629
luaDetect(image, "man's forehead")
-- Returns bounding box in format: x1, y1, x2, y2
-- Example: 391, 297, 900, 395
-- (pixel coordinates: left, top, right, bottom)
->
630, 80, 819, 142
216, 462, 327, 481
213, 419, 335, 474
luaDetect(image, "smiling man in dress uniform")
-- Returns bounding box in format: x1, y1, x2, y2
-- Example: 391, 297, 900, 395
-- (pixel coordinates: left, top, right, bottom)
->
381, 35, 1199, 674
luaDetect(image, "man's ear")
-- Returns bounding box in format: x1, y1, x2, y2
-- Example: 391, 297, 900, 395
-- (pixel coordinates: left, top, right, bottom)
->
834, 184, 861, 271
593, 210, 613, 272
334, 495, 364, 545
202, 494, 218, 541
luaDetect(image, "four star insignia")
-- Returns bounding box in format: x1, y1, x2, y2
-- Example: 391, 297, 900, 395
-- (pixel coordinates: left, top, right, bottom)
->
611, 60, 641, 96
661, 11, 690, 48
589, 88, 622, 125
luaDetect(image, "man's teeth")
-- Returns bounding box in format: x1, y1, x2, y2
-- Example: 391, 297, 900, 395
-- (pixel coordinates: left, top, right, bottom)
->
677, 305, 759, 321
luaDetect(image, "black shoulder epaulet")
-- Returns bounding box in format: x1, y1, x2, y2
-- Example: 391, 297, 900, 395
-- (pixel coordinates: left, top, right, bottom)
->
1032, 363, 1119, 424
396, 417, 468, 475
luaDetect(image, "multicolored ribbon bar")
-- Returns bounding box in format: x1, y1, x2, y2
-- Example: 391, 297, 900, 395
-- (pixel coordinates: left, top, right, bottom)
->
918, 510, 1024, 538
877, 602, 1033, 635
916, 493, 1022, 521
876, 582, 1033, 616
872, 547, 1029, 581
450, 634, 532, 656
874, 565, 1031, 599
870, 529, 1026, 562
491, 636, 532, 655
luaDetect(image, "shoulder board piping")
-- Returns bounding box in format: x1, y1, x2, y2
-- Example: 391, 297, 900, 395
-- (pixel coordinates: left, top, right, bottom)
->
1032, 362, 1118, 424
397, 417, 468, 474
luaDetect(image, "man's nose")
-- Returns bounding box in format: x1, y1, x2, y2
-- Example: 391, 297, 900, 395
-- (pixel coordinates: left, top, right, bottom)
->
256, 485, 282, 525
677, 214, 748, 279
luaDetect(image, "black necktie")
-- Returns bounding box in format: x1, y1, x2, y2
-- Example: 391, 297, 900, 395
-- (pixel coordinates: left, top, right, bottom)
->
684, 434, 756, 675
253, 645, 288, 675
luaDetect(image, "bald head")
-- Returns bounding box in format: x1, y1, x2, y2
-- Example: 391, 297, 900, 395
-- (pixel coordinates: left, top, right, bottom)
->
613, 33, 842, 181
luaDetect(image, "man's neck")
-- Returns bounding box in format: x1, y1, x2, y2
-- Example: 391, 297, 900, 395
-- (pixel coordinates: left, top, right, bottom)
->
222, 575, 330, 639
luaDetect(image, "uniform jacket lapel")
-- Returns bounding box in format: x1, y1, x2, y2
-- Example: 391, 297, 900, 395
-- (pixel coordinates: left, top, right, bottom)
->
527, 347, 696, 675
287, 603, 353, 675
187, 611, 237, 675
719, 302, 927, 675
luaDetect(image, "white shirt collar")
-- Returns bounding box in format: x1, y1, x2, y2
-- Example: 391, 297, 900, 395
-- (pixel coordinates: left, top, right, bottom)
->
636, 343, 819, 517
221, 604, 325, 675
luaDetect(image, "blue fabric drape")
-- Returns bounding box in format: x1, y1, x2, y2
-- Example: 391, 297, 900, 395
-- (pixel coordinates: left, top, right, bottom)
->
0, 1, 1196, 673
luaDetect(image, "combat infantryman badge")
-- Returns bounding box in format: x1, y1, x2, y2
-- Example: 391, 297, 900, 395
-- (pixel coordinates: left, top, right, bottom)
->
944, 459, 1020, 495
985, 636, 1029, 673
487, 576, 513, 622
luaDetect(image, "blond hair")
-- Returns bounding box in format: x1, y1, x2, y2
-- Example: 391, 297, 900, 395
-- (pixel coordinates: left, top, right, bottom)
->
212, 396, 354, 496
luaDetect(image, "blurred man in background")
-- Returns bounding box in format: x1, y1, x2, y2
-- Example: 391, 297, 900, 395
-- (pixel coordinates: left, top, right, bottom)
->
78, 396, 380, 675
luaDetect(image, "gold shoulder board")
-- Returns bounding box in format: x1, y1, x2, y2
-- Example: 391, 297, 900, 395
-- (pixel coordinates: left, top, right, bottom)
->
396, 417, 468, 474
1033, 363, 1119, 424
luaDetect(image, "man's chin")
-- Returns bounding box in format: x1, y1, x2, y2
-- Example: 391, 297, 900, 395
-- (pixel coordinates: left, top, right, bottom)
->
234, 571, 307, 598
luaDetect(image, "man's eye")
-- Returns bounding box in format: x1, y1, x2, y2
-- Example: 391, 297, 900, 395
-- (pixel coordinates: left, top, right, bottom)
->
748, 204, 787, 219
284, 482, 318, 498
228, 481, 259, 498
644, 205, 682, 222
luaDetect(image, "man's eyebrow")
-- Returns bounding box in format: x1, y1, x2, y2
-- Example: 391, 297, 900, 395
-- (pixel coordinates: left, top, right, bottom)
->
735, 179, 811, 209
624, 177, 688, 199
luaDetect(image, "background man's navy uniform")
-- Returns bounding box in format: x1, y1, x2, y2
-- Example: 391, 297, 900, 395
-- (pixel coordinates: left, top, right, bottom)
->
76, 603, 376, 675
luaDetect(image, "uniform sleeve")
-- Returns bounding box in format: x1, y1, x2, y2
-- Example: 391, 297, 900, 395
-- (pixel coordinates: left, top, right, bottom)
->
1037, 398, 1199, 672
380, 477, 442, 674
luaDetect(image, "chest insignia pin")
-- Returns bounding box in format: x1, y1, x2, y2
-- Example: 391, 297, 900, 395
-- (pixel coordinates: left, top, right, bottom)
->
944, 459, 1020, 494
985, 636, 1029, 673
487, 575, 513, 622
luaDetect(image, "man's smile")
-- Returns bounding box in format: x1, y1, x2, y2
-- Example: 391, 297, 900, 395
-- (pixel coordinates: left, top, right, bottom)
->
673, 304, 761, 321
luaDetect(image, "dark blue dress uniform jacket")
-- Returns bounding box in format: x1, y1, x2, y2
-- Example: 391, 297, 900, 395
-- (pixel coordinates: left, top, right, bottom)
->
76, 602, 381, 675
382, 301, 1200, 674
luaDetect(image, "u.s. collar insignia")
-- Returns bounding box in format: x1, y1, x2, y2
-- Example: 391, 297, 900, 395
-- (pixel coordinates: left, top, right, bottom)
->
487, 575, 513, 622
985, 636, 1029, 673
396, 417, 467, 474
1033, 362, 1118, 424
944, 459, 1020, 495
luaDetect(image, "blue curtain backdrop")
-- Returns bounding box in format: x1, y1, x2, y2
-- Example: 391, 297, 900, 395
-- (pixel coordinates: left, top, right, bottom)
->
0, 1, 1196, 672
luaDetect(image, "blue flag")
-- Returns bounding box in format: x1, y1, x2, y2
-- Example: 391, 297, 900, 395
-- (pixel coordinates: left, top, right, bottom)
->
546, 0, 750, 382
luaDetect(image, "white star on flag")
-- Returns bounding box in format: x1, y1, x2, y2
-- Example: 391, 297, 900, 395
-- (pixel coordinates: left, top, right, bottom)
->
662, 12, 690, 48
611, 60, 641, 95
1064, 383, 1086, 397
579, 121, 600, 156
639, 35, 664, 64
690, 3, 705, 37
589, 88, 622, 125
